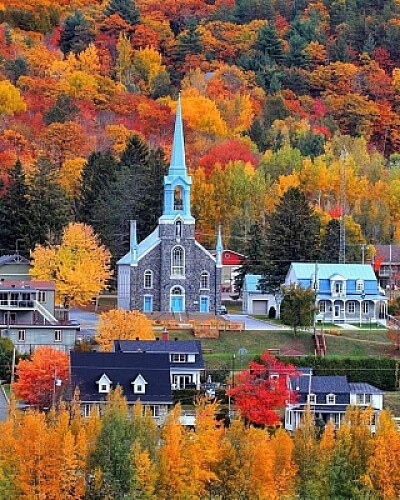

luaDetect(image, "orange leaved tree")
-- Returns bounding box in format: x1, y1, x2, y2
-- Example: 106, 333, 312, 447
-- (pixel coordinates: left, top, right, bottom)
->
95, 309, 155, 351
12, 346, 69, 410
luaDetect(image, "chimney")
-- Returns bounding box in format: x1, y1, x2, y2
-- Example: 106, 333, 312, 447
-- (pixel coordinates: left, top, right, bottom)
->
174, 337, 178, 341
162, 327, 169, 341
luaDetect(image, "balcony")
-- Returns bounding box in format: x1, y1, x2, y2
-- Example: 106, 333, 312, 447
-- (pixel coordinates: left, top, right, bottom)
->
0, 300, 35, 309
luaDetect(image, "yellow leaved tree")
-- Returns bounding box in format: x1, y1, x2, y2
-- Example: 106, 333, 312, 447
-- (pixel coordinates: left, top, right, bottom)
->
0, 80, 26, 116
30, 223, 111, 308
95, 309, 155, 352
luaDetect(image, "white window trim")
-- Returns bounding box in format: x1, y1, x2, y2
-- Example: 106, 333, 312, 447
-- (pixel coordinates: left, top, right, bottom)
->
171, 353, 187, 363
54, 329, 62, 342
97, 374, 112, 394
356, 279, 364, 292
132, 374, 148, 394
363, 301, 370, 314
38, 291, 46, 303
326, 393, 336, 404
18, 329, 26, 342
144, 270, 153, 289
171, 246, 185, 277
318, 301, 326, 313
307, 394, 316, 404
200, 271, 210, 290
348, 301, 355, 314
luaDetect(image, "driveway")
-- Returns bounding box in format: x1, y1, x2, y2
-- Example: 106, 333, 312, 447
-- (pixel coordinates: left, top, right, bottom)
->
0, 388, 8, 421
69, 308, 99, 338
225, 314, 290, 331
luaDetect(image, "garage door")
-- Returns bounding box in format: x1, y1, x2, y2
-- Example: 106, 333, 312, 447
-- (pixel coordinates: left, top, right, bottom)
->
252, 300, 268, 314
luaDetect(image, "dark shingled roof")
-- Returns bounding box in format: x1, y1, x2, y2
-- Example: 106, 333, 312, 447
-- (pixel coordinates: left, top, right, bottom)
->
375, 244, 400, 263
348, 383, 383, 395
291, 375, 350, 394
70, 351, 173, 404
114, 340, 205, 369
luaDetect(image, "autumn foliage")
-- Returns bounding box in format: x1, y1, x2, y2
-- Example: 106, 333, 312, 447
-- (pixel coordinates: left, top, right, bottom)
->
12, 346, 69, 409
227, 351, 298, 426
95, 308, 155, 351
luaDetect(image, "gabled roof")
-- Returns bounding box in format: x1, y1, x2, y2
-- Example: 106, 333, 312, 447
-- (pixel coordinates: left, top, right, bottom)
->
117, 227, 160, 265
375, 244, 400, 263
289, 263, 377, 281
114, 340, 204, 369
0, 254, 30, 266
243, 274, 262, 292
349, 383, 383, 395
70, 351, 173, 404
291, 375, 350, 394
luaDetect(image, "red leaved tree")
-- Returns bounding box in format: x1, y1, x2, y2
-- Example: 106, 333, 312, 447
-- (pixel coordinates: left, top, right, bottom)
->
12, 346, 69, 410
227, 351, 298, 426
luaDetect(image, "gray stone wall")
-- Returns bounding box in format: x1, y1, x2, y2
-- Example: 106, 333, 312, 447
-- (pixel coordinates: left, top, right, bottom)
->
130, 221, 221, 313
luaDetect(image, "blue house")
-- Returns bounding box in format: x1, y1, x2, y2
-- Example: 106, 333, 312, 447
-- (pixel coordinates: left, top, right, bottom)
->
70, 351, 173, 425
285, 369, 383, 431
285, 263, 388, 325
113, 339, 205, 390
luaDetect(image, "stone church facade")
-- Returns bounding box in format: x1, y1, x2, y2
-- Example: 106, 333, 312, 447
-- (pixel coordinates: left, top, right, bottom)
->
117, 97, 222, 314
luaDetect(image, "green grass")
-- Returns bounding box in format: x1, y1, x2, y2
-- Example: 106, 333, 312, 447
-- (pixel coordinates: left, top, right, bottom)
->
384, 392, 400, 416
171, 327, 395, 368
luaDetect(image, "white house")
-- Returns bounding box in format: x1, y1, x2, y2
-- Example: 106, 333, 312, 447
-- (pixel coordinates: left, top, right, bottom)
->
242, 274, 278, 316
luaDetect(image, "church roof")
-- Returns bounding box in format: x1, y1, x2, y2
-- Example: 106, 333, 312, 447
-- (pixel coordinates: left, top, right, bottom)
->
117, 227, 160, 265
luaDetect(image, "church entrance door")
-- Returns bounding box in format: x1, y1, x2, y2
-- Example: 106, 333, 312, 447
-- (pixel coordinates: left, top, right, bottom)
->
170, 286, 185, 313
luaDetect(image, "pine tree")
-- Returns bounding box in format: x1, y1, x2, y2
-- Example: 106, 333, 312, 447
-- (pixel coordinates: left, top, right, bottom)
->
104, 0, 140, 26
261, 187, 320, 291
43, 94, 79, 126
235, 221, 267, 295
59, 12, 94, 56
286, 32, 309, 68
28, 157, 71, 248
321, 219, 340, 263
0, 160, 32, 255
77, 150, 120, 225
254, 23, 285, 64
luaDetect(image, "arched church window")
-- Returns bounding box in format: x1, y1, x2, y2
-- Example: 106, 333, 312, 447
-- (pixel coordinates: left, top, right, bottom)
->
200, 271, 210, 289
175, 220, 182, 238
144, 270, 153, 289
171, 246, 184, 276
174, 186, 183, 210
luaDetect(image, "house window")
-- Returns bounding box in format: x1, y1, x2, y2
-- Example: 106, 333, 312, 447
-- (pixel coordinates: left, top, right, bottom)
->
312, 275, 319, 291
54, 330, 62, 342
144, 270, 153, 289
171, 353, 187, 363
348, 301, 355, 314
365, 394, 371, 404
18, 329, 26, 342
100, 384, 108, 392
83, 404, 91, 417
319, 301, 326, 313
363, 301, 369, 314
171, 246, 184, 276
356, 279, 364, 292
37, 291, 46, 303
326, 394, 336, 404
307, 394, 316, 404
334, 282, 343, 295
200, 271, 210, 289
97, 374, 112, 393
132, 375, 147, 394
175, 220, 182, 238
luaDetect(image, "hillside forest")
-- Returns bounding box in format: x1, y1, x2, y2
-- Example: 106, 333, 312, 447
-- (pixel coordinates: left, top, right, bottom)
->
0, 0, 400, 266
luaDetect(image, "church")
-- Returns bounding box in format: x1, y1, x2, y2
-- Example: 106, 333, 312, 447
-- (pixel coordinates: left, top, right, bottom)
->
117, 97, 222, 314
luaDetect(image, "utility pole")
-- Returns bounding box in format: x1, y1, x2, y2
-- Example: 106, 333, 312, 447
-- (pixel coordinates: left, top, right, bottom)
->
339, 148, 347, 264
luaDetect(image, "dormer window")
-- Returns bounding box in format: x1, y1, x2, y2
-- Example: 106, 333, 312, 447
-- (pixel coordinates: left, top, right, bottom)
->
174, 186, 183, 211
331, 276, 346, 297
132, 374, 147, 394
356, 279, 364, 292
307, 394, 316, 404
97, 374, 112, 394
326, 394, 336, 404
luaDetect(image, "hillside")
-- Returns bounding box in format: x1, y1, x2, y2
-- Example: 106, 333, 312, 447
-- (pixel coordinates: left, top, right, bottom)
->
0, 0, 399, 259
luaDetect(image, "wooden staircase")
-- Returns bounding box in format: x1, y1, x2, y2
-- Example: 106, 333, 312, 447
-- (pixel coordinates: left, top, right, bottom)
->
314, 329, 327, 356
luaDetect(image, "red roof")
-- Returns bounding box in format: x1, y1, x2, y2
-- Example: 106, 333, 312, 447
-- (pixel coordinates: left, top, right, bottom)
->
222, 250, 244, 266
0, 280, 56, 290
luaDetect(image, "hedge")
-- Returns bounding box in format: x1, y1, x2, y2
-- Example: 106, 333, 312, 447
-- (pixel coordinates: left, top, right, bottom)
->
278, 356, 399, 391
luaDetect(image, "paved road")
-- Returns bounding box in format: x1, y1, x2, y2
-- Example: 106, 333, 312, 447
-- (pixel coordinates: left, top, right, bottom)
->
225, 314, 290, 331
69, 308, 99, 338
0, 388, 8, 421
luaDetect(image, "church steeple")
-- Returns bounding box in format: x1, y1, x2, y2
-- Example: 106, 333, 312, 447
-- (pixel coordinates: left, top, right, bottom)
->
216, 225, 223, 268
160, 94, 194, 223
169, 94, 186, 176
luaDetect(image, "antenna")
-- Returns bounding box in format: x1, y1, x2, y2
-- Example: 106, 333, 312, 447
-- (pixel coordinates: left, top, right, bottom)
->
339, 148, 347, 264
